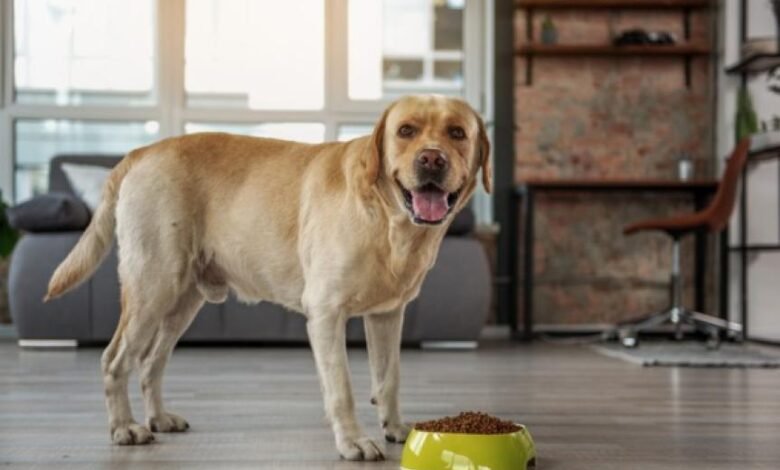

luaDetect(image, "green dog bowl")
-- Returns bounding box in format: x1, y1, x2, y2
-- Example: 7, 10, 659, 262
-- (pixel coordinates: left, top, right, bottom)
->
401, 424, 536, 470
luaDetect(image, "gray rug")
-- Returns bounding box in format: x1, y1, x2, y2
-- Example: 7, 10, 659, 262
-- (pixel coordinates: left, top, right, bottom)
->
592, 341, 780, 368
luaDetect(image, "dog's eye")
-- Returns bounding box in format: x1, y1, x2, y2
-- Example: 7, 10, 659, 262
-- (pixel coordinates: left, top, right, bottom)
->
448, 126, 466, 140
397, 124, 417, 138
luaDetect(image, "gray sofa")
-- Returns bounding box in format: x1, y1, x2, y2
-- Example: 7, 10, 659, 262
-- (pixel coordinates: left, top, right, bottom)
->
8, 155, 491, 346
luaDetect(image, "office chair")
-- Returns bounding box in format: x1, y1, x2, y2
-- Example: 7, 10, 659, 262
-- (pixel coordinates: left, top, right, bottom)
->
617, 139, 751, 348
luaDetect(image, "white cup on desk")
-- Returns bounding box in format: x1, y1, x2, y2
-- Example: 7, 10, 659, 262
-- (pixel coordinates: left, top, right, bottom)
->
678, 154, 693, 181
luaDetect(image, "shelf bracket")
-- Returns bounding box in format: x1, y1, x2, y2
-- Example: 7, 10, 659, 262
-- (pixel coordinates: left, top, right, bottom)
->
684, 55, 692, 89
683, 6, 692, 89
525, 7, 534, 86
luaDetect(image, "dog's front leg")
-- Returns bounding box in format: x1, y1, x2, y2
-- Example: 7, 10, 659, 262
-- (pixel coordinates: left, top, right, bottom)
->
307, 312, 384, 461
365, 308, 410, 443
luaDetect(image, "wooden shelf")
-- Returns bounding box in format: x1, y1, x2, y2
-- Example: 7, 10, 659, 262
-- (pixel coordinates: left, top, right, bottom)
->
516, 178, 718, 192
516, 43, 710, 86
517, 43, 711, 56
515, 0, 712, 87
725, 53, 780, 75
516, 0, 710, 8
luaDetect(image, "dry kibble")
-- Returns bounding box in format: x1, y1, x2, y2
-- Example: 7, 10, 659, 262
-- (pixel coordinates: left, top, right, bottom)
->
414, 411, 520, 434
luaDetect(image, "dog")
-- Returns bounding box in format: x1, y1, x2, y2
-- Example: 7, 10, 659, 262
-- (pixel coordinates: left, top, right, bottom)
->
46, 95, 491, 461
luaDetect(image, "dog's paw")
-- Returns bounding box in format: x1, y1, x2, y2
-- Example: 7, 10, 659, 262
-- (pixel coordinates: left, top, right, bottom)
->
147, 412, 190, 433
112, 423, 155, 445
384, 422, 411, 443
337, 435, 385, 461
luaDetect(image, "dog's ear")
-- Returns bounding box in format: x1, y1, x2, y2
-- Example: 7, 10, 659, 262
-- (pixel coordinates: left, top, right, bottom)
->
475, 113, 492, 193
366, 107, 391, 186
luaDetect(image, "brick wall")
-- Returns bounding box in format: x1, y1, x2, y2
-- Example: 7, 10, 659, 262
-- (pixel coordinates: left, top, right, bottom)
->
514, 8, 715, 326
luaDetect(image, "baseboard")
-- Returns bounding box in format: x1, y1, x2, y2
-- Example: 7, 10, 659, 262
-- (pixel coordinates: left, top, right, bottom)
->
534, 324, 614, 333
420, 340, 478, 350
533, 324, 698, 335
18, 339, 78, 348
747, 336, 780, 347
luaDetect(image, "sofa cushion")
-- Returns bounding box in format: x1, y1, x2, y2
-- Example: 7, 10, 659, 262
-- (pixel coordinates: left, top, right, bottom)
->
49, 155, 122, 196
447, 206, 475, 236
61, 163, 112, 211
6, 193, 91, 232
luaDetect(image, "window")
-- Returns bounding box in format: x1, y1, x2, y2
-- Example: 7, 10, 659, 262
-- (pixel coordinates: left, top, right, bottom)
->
348, 0, 466, 101
185, 0, 324, 110
185, 122, 325, 143
13, 0, 155, 106
2, 0, 491, 222
337, 124, 373, 141
14, 120, 159, 201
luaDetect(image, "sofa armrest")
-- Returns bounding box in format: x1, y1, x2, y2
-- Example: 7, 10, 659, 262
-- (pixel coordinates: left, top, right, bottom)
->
405, 236, 491, 342
8, 233, 92, 340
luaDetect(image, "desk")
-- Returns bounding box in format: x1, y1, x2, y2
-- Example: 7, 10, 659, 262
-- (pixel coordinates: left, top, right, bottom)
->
511, 178, 721, 339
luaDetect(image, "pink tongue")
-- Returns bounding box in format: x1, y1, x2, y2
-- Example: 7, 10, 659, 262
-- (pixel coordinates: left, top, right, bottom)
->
411, 190, 449, 222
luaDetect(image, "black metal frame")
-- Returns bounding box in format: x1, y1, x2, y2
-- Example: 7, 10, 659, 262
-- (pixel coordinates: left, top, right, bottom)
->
724, 0, 780, 342
730, 152, 780, 341
494, 0, 517, 327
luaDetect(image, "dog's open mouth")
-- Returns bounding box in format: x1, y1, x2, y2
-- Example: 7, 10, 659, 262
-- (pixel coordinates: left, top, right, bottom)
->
397, 179, 460, 225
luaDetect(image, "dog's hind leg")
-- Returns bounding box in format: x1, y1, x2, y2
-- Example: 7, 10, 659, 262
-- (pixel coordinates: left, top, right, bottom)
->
103, 161, 198, 445
139, 284, 204, 433
101, 286, 170, 445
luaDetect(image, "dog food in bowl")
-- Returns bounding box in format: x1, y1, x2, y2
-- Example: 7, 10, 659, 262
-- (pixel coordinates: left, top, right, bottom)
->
414, 411, 521, 434
402, 412, 535, 470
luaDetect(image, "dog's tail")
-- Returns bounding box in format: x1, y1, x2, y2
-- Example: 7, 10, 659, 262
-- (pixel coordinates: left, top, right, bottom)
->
45, 151, 141, 301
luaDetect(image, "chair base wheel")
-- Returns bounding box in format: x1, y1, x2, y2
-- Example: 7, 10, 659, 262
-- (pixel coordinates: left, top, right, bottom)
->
705, 337, 721, 350
612, 308, 742, 349
619, 329, 638, 348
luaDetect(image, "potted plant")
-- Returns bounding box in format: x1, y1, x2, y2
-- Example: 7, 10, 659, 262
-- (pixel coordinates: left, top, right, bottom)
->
0, 192, 20, 324
735, 87, 759, 141
541, 15, 558, 45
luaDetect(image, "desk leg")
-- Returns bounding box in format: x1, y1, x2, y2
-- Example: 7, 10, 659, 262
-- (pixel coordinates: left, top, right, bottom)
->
693, 194, 707, 313
508, 191, 519, 334
522, 188, 535, 341
718, 228, 729, 321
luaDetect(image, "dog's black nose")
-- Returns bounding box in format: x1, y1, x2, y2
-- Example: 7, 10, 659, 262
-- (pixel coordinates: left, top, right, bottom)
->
416, 149, 449, 173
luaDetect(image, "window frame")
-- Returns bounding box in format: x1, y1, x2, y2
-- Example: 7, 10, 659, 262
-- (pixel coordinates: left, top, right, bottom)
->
0, 0, 492, 203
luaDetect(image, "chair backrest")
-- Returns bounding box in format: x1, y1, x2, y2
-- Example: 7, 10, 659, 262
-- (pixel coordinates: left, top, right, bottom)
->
704, 138, 751, 232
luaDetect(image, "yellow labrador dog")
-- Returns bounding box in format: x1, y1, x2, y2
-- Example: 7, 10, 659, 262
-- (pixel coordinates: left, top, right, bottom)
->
46, 95, 491, 461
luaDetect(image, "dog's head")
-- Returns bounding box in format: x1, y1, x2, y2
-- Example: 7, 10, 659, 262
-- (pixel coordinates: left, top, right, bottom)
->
366, 95, 491, 226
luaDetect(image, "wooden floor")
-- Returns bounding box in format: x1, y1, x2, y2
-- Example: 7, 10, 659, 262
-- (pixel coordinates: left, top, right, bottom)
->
1, 339, 780, 469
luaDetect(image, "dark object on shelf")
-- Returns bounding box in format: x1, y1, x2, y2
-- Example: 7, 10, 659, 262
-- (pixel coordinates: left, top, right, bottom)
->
616, 139, 751, 349
613, 29, 676, 46
510, 178, 719, 339
725, 53, 780, 75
